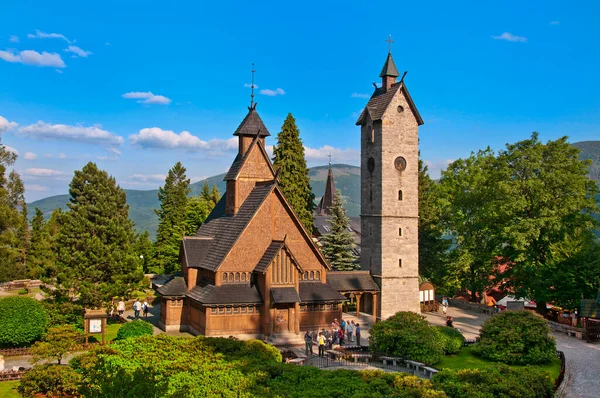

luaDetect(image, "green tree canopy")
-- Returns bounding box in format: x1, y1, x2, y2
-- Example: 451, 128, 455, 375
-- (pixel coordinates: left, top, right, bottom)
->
28, 207, 57, 279
320, 189, 358, 270
30, 325, 83, 365
54, 162, 143, 307
272, 113, 315, 233
152, 162, 190, 274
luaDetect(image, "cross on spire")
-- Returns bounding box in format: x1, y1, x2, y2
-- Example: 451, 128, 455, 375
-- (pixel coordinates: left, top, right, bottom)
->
328, 153, 332, 167
250, 63, 256, 109
386, 35, 394, 53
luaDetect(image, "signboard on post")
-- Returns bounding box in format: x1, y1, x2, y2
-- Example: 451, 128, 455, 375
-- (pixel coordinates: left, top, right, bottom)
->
84, 309, 107, 345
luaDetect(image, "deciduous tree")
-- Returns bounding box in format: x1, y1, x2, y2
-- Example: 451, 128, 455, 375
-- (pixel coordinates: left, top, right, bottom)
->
30, 325, 83, 365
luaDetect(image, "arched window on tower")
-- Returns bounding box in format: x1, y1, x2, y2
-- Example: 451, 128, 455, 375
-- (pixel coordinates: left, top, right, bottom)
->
398, 190, 403, 201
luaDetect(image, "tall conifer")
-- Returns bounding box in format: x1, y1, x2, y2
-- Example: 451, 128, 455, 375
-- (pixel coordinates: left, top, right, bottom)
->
28, 208, 56, 279
320, 190, 358, 271
272, 113, 315, 233
152, 162, 190, 274
54, 162, 143, 307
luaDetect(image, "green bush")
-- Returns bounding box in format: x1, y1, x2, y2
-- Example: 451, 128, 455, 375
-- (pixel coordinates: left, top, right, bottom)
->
436, 326, 465, 355
369, 311, 445, 365
473, 310, 556, 365
18, 364, 82, 397
115, 320, 153, 340
17, 288, 28, 295
43, 300, 84, 329
0, 297, 48, 347
432, 365, 554, 398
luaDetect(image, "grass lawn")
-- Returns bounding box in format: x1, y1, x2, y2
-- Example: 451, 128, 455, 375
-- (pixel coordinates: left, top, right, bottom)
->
0, 381, 20, 398
437, 346, 562, 380
88, 323, 122, 343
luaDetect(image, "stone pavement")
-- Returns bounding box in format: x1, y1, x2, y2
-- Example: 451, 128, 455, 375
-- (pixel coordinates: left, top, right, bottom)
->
423, 307, 489, 340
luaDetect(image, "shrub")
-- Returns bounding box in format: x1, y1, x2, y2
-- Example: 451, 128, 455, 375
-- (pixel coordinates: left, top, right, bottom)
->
17, 288, 28, 295
436, 326, 465, 355
0, 297, 48, 347
43, 300, 84, 329
18, 364, 82, 397
369, 311, 445, 365
432, 365, 554, 398
473, 310, 556, 365
115, 320, 153, 340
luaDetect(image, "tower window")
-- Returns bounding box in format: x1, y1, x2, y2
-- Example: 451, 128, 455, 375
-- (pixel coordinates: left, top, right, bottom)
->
398, 190, 403, 201
398, 227, 402, 236
370, 188, 373, 202
370, 127, 375, 144
398, 259, 403, 268
369, 227, 372, 236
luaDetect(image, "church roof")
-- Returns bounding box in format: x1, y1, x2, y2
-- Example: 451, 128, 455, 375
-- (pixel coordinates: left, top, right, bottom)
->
326, 271, 380, 292
355, 82, 424, 126
233, 106, 270, 137
315, 167, 335, 216
181, 237, 213, 268
254, 240, 304, 274
271, 287, 301, 304
156, 276, 187, 297
223, 134, 276, 181
186, 279, 263, 305
194, 182, 276, 271
379, 52, 400, 77
299, 281, 347, 303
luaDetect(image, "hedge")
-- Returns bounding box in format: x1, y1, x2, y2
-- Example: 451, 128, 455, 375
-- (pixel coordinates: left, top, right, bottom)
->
0, 296, 48, 347
473, 310, 556, 365
18, 364, 82, 398
115, 320, 153, 340
436, 326, 465, 355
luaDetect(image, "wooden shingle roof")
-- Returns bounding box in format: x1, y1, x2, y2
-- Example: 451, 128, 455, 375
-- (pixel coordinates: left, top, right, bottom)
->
156, 276, 187, 297
299, 281, 347, 303
254, 241, 285, 273
326, 271, 380, 292
271, 287, 301, 304
186, 279, 263, 305
355, 83, 424, 126
234, 107, 270, 137
223, 134, 276, 181
181, 237, 213, 268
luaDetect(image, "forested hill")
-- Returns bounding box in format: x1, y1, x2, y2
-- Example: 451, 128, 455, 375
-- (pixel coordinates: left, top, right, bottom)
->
28, 164, 361, 238
572, 141, 600, 182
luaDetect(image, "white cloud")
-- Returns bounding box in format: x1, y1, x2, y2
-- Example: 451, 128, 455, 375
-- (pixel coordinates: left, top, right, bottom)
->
131, 174, 167, 183
129, 127, 238, 152
4, 145, 18, 155
122, 91, 171, 105
303, 145, 360, 164
550, 21, 560, 25
65, 45, 92, 58
27, 30, 71, 43
492, 32, 527, 42
44, 153, 68, 159
24, 168, 65, 177
0, 49, 66, 68
351, 93, 370, 99
9, 35, 19, 43
0, 116, 18, 133
424, 159, 454, 179
26, 184, 48, 192
244, 83, 259, 89
24, 152, 37, 160
18, 121, 124, 146
259, 88, 285, 96
96, 148, 121, 161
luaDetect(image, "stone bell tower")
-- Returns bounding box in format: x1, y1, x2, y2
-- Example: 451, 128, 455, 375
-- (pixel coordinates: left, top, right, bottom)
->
355, 40, 424, 320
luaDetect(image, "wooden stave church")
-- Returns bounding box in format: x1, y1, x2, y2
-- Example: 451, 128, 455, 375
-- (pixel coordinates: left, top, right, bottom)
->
156, 102, 380, 337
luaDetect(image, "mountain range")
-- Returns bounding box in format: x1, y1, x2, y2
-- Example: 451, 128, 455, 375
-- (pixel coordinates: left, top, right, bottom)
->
27, 141, 600, 238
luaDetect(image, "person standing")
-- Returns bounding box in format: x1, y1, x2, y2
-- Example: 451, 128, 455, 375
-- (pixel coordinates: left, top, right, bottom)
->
355, 323, 361, 346
571, 311, 578, 328
117, 299, 126, 318
143, 300, 150, 319
338, 327, 345, 346
304, 330, 314, 356
346, 320, 354, 343
318, 332, 326, 357
442, 297, 449, 315
133, 299, 141, 319
446, 316, 454, 328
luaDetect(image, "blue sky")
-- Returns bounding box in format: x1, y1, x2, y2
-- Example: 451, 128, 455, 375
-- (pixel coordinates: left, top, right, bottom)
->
1, 0, 599, 201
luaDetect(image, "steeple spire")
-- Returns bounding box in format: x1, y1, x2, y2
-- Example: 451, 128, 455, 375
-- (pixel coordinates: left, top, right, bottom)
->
380, 36, 399, 92
250, 63, 256, 110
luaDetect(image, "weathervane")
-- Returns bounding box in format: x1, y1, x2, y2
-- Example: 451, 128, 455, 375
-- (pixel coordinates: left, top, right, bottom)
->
250, 63, 257, 110
386, 35, 394, 53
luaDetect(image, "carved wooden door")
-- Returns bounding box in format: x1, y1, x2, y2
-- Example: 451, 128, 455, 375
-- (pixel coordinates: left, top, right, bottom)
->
274, 309, 288, 332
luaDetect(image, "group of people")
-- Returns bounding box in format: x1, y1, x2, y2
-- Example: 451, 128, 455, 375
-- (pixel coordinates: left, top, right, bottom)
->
304, 318, 362, 357
109, 298, 150, 320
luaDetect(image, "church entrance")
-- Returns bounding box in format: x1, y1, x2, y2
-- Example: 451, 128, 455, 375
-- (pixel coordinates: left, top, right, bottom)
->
274, 309, 289, 332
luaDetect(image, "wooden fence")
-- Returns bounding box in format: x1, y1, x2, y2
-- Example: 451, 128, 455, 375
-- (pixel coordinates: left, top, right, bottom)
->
0, 369, 28, 381
554, 350, 566, 392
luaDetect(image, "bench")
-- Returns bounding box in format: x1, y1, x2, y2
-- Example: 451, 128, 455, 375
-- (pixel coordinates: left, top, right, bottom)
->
326, 350, 342, 359
380, 356, 403, 366
286, 358, 306, 365
405, 360, 425, 373
350, 353, 372, 363
423, 366, 439, 378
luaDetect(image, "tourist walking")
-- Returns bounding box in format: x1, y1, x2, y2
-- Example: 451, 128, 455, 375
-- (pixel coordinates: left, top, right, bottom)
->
109, 299, 115, 320
446, 316, 454, 328
133, 299, 142, 319
571, 311, 578, 327
355, 323, 361, 346
338, 327, 345, 346
442, 297, 449, 314
346, 320, 354, 343
117, 299, 126, 317
304, 331, 314, 356
143, 300, 149, 319
318, 332, 326, 357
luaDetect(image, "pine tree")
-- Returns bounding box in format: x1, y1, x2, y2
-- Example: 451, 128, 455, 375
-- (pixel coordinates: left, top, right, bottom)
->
200, 182, 211, 203
7, 170, 29, 269
152, 162, 190, 274
210, 184, 220, 206
133, 231, 154, 274
272, 113, 315, 233
28, 208, 56, 279
54, 162, 143, 307
320, 190, 358, 271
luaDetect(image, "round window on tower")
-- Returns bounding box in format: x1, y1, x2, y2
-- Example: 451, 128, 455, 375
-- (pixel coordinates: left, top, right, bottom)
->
394, 156, 407, 172
368, 157, 375, 172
